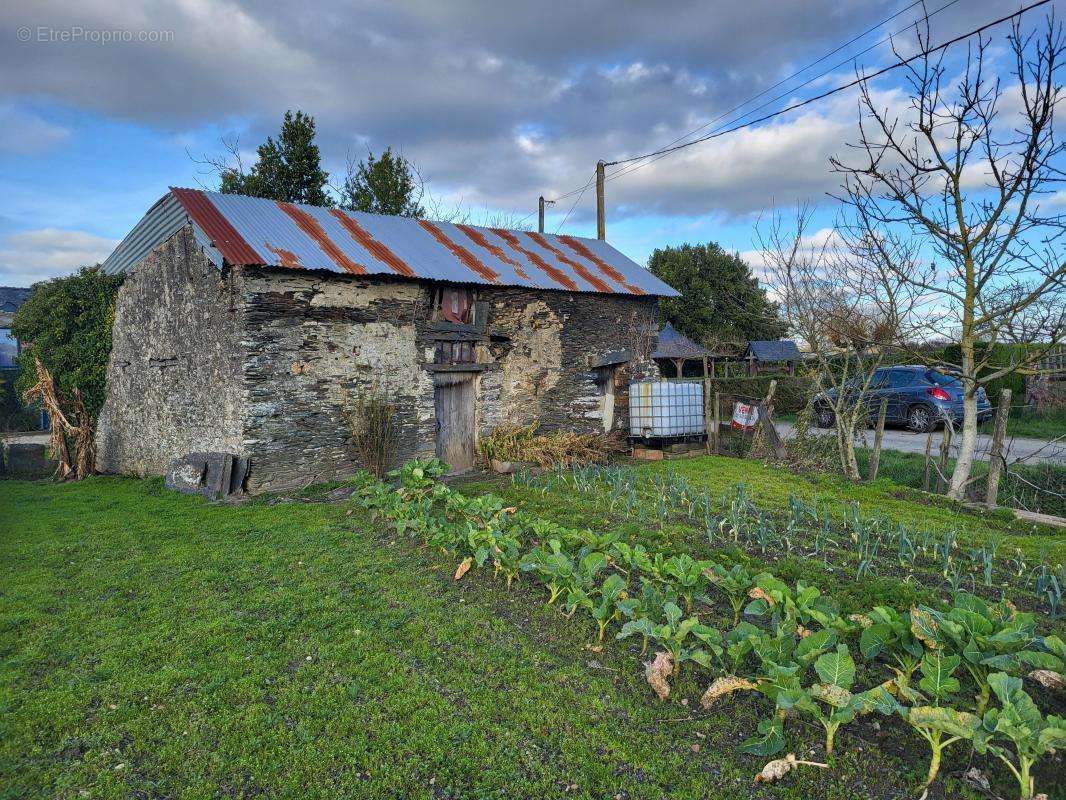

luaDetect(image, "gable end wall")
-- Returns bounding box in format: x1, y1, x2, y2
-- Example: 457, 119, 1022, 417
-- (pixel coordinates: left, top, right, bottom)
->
95, 225, 245, 476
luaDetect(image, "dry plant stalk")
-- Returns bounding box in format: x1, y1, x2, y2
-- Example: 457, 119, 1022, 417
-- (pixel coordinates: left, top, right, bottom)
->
478, 420, 610, 468
342, 385, 398, 477
20, 356, 95, 481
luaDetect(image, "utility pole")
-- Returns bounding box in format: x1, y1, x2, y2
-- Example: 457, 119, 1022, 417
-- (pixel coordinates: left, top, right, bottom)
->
537, 196, 554, 233
596, 160, 606, 240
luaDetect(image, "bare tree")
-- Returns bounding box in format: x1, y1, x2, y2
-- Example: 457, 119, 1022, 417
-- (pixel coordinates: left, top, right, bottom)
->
833, 15, 1066, 500
760, 207, 915, 480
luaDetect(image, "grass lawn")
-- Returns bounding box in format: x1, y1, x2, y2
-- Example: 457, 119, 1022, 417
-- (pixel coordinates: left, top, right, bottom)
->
978, 406, 1066, 440
2, 462, 1064, 799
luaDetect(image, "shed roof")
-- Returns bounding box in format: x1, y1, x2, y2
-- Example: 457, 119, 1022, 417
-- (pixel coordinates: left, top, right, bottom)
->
101, 189, 678, 297
744, 340, 801, 361
0, 286, 32, 315
652, 322, 710, 360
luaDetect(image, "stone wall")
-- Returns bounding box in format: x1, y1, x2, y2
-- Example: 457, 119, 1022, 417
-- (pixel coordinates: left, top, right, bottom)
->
240, 272, 659, 493
98, 236, 660, 492
96, 226, 245, 476
478, 287, 659, 438
239, 267, 437, 493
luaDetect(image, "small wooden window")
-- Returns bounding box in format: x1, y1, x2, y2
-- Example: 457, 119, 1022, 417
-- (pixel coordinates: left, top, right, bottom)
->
431, 286, 476, 324
434, 340, 475, 364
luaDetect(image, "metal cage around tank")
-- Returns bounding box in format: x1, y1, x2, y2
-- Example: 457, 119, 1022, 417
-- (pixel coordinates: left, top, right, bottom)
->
628, 380, 705, 439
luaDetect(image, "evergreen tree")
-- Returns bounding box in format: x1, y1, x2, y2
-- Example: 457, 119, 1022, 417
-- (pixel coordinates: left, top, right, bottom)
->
220, 110, 332, 206
12, 266, 124, 419
648, 242, 785, 347
341, 147, 425, 217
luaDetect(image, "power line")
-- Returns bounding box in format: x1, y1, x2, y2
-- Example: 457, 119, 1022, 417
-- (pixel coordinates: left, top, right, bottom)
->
604, 0, 1053, 171
540, 0, 951, 207
604, 0, 967, 184
555, 172, 596, 233
606, 0, 950, 182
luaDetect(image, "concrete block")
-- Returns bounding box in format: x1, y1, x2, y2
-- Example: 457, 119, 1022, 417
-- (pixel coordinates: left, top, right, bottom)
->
1, 441, 58, 479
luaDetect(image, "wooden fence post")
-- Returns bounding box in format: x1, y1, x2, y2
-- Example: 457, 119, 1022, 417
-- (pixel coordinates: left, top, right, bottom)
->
703, 376, 712, 454
712, 392, 721, 454
984, 388, 1012, 508
922, 429, 934, 491
935, 424, 952, 494
869, 398, 888, 481
756, 380, 787, 459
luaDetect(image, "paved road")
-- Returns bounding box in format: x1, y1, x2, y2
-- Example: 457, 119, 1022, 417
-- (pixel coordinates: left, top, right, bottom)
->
776, 422, 1066, 465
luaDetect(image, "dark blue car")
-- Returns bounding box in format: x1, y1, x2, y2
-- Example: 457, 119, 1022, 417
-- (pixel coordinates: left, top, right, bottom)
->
813, 365, 992, 432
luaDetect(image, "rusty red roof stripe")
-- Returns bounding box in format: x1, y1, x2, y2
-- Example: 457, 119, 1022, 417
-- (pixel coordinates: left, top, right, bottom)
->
417, 220, 500, 283
559, 236, 644, 294
328, 210, 416, 277
527, 232, 613, 293
276, 203, 367, 274
171, 187, 263, 264
455, 224, 531, 281
490, 229, 579, 291
263, 242, 302, 268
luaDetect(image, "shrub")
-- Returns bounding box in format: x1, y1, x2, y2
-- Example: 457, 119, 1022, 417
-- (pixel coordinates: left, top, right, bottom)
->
342, 386, 398, 477
699, 375, 813, 413
0, 369, 39, 431
12, 266, 123, 420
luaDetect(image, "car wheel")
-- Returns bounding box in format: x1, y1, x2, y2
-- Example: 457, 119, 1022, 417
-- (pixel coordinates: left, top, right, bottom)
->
815, 406, 835, 428
907, 405, 935, 433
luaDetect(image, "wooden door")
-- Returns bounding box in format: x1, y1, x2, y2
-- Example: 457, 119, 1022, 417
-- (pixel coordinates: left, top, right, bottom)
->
434, 375, 476, 473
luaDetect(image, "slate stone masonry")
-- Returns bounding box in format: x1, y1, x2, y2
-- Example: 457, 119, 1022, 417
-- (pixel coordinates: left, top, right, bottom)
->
97, 225, 661, 493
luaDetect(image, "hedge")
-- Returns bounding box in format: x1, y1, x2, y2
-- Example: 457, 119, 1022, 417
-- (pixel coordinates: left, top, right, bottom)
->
693, 375, 814, 412
937, 342, 1031, 403
0, 368, 39, 432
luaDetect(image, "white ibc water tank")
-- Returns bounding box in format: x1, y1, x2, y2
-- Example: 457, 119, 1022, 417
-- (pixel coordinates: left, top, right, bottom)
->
629, 381, 705, 438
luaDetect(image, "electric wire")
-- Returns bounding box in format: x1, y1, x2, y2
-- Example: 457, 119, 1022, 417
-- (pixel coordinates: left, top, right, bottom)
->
541, 0, 960, 206
604, 0, 1053, 171
604, 0, 960, 182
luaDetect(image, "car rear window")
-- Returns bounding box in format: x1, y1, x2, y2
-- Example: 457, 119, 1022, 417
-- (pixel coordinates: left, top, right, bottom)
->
887, 370, 915, 387
925, 370, 962, 387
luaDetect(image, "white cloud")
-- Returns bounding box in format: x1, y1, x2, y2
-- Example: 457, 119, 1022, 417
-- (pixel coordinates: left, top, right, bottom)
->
0, 0, 1035, 226
0, 104, 70, 154
0, 228, 118, 286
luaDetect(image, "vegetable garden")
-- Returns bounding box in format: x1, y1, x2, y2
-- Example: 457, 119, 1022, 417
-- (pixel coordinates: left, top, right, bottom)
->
356, 459, 1066, 799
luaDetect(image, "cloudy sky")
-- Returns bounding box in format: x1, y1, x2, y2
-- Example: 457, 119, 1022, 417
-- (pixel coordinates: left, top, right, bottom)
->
0, 0, 1044, 286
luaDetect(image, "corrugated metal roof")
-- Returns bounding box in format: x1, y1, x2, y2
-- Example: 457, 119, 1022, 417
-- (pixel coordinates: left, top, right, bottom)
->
101, 188, 679, 297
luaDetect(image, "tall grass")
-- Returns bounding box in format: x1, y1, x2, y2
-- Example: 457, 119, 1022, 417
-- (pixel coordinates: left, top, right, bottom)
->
858, 448, 1066, 517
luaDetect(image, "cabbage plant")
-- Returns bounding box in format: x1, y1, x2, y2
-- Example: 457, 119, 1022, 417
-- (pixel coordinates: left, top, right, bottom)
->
974, 672, 1066, 800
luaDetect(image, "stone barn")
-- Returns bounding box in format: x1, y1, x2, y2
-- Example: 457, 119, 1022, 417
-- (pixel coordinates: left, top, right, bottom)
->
96, 189, 677, 493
